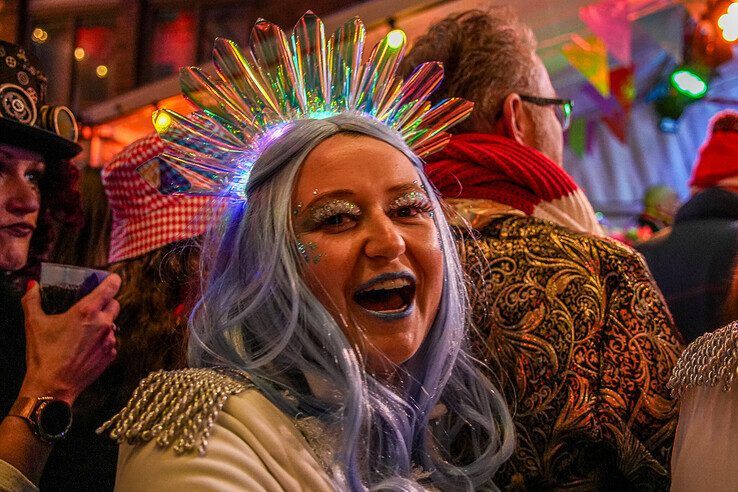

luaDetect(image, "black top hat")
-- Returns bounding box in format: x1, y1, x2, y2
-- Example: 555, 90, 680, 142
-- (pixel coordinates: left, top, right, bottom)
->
0, 40, 81, 160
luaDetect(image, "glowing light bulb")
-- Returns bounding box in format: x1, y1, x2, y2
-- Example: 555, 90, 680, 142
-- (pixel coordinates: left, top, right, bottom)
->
386, 29, 405, 50
153, 111, 172, 133
32, 27, 48, 43
718, 2, 738, 42
95, 65, 108, 78
670, 69, 708, 98
74, 47, 85, 61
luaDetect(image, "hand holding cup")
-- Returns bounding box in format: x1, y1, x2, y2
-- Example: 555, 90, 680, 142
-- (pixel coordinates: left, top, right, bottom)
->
19, 273, 121, 404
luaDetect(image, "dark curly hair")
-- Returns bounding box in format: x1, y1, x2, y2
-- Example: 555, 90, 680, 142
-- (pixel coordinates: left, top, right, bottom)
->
81, 238, 200, 410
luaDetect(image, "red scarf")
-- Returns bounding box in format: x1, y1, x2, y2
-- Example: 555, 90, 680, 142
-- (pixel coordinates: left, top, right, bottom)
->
426, 133, 603, 235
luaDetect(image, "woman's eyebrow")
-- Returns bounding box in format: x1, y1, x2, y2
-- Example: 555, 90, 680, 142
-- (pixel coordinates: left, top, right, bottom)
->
303, 189, 355, 209
387, 182, 426, 196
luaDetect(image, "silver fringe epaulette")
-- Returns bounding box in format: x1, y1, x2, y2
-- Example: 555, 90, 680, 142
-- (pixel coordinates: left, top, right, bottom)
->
668, 321, 738, 398
97, 367, 253, 455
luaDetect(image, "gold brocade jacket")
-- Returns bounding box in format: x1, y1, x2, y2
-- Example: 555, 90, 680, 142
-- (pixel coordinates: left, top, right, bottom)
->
457, 215, 685, 491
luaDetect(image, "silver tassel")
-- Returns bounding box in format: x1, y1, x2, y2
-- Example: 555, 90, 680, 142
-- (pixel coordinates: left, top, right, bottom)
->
97, 367, 252, 455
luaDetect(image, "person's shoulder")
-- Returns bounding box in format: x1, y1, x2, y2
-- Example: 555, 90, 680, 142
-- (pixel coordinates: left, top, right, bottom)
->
669, 321, 738, 398
477, 215, 636, 255
98, 367, 255, 455
107, 368, 335, 491
473, 214, 555, 241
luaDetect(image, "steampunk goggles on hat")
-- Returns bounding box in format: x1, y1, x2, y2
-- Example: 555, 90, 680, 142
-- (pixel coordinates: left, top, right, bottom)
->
0, 40, 81, 159
0, 83, 78, 142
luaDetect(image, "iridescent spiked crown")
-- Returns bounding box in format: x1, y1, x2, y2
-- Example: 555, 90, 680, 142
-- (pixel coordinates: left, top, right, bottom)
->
139, 12, 473, 198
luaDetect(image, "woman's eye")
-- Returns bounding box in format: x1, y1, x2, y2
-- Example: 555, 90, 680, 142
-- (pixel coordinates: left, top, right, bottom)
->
392, 203, 433, 219
324, 214, 346, 226
307, 200, 361, 232
319, 213, 357, 230
26, 171, 43, 185
396, 206, 418, 218
389, 192, 434, 220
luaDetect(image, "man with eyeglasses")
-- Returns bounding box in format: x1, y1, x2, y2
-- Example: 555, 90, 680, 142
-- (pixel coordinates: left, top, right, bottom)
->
401, 7, 683, 491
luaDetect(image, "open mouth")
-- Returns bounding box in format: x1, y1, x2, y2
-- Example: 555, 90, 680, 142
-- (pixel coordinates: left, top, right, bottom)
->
354, 273, 416, 315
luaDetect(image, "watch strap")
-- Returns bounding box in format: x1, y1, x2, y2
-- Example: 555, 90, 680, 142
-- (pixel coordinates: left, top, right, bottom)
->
8, 396, 52, 420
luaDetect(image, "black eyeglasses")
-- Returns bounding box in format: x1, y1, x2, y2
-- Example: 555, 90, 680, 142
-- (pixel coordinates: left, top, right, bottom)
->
519, 95, 573, 131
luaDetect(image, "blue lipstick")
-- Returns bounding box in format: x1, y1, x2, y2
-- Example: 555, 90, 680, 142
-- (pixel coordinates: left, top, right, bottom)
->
353, 272, 416, 321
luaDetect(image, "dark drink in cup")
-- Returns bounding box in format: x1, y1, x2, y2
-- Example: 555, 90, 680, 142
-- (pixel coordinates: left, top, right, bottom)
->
40, 263, 109, 315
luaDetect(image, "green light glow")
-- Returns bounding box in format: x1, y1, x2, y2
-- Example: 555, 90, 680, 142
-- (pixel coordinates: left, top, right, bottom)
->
307, 110, 336, 120
670, 69, 708, 98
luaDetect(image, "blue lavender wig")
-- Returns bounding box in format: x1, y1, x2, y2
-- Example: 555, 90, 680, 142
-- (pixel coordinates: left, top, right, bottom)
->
189, 113, 514, 490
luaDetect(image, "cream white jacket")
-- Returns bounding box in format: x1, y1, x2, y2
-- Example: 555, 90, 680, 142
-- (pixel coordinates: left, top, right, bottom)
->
109, 369, 333, 491
669, 323, 738, 492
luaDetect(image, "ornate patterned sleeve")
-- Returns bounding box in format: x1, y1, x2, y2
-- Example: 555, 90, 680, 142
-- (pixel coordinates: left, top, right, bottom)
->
597, 239, 685, 473
453, 218, 686, 488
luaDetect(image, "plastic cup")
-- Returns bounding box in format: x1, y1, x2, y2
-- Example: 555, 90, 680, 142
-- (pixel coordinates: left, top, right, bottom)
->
39, 263, 109, 315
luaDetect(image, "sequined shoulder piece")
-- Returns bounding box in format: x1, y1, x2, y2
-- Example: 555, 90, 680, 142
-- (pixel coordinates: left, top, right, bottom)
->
97, 367, 253, 455
668, 322, 738, 398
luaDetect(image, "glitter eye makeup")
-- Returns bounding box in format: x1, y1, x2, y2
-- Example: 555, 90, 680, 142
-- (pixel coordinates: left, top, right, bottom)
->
309, 199, 361, 226
389, 191, 433, 216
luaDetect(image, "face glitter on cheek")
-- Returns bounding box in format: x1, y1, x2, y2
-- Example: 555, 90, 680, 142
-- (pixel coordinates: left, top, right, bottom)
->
307, 242, 324, 263
296, 238, 324, 263
297, 239, 309, 262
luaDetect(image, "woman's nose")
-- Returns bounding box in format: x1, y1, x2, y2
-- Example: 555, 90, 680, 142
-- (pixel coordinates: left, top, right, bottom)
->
363, 215, 406, 260
5, 178, 40, 215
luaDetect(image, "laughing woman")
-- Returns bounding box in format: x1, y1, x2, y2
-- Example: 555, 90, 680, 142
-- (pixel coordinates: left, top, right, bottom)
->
101, 13, 514, 491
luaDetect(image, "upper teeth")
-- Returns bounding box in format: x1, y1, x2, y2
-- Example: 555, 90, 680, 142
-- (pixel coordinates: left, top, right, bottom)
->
362, 278, 411, 292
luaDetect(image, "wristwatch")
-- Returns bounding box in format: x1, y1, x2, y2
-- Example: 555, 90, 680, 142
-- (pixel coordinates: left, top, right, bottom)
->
8, 396, 73, 442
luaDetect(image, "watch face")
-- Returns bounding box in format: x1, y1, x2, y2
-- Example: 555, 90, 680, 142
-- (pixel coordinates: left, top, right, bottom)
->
37, 399, 72, 440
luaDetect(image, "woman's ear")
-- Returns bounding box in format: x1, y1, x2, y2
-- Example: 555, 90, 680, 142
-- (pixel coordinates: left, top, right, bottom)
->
499, 93, 530, 145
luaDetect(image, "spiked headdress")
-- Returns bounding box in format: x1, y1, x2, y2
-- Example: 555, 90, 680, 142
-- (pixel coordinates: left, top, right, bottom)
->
139, 12, 474, 198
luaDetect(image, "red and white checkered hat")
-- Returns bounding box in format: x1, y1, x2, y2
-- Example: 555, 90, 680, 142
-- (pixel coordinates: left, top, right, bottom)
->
102, 133, 212, 264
